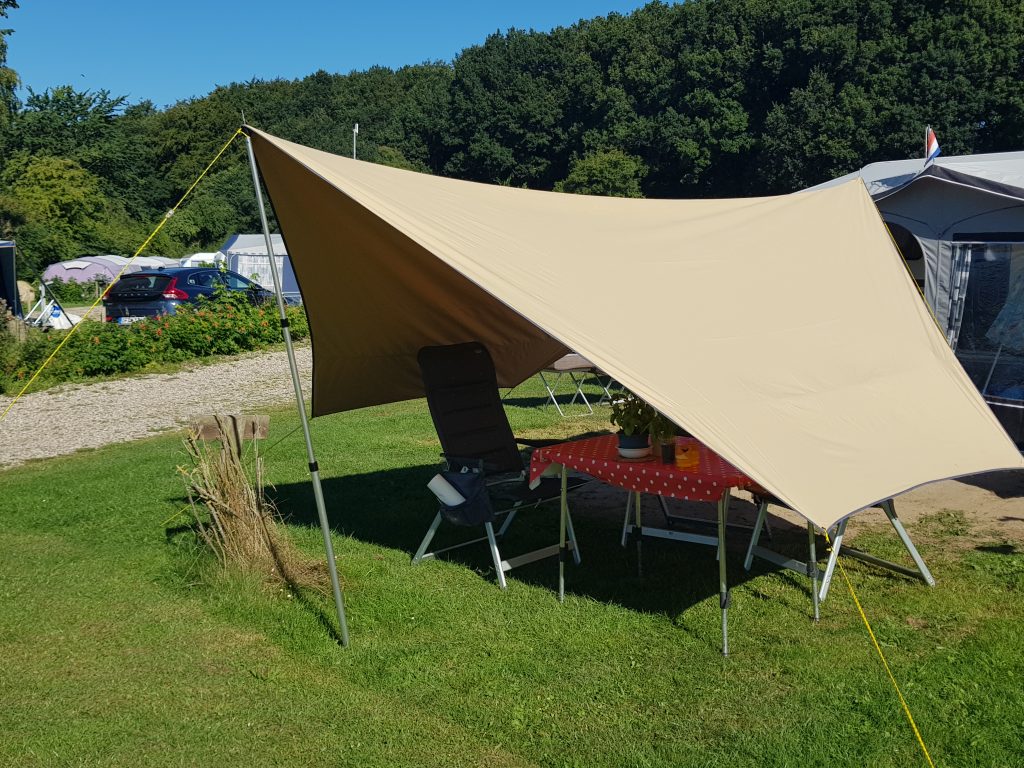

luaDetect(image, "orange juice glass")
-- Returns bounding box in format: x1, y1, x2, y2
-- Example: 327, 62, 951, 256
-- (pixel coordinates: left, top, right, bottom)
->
675, 437, 699, 470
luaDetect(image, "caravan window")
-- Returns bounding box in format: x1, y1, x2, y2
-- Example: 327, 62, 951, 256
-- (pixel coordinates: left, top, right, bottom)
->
950, 241, 1024, 402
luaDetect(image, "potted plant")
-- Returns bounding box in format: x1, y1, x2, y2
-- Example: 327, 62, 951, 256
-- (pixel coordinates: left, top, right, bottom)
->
609, 391, 656, 457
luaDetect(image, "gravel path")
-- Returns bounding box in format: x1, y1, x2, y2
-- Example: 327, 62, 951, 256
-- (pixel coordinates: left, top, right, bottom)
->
0, 347, 311, 469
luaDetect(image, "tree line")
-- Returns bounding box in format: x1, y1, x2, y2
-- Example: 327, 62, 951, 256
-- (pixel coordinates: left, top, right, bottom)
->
1, 0, 1022, 279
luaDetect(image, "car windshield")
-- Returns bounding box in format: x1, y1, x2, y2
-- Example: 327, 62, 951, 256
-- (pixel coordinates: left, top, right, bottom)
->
109, 274, 171, 294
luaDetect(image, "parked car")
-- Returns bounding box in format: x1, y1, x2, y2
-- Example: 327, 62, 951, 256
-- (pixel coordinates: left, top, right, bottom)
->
103, 267, 273, 324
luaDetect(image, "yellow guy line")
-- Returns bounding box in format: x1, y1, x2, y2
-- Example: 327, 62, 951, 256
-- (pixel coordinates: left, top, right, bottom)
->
1, 129, 245, 422
824, 531, 937, 767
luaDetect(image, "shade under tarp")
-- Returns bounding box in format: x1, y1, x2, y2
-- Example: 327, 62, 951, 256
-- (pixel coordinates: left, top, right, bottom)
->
247, 127, 1023, 529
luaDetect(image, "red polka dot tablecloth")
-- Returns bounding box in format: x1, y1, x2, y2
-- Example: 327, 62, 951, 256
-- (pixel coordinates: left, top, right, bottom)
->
529, 434, 754, 502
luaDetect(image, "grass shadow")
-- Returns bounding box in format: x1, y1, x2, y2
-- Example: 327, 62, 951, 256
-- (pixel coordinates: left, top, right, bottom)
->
955, 468, 1024, 498
975, 543, 1018, 555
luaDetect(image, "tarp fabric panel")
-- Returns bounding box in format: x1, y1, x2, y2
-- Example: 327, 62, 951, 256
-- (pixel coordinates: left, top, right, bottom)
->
250, 134, 568, 414
248, 128, 1024, 529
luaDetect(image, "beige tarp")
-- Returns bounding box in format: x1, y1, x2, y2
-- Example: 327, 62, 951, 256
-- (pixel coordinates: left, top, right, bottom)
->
248, 128, 1024, 529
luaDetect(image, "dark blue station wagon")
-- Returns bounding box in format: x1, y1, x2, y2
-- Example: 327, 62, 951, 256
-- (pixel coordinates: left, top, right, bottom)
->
103, 267, 272, 324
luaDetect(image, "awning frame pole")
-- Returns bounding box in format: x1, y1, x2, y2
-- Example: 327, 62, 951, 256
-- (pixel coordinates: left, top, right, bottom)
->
243, 128, 350, 647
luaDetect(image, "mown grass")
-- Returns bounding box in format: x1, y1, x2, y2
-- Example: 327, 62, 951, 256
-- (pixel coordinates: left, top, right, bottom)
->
1, 378, 1022, 767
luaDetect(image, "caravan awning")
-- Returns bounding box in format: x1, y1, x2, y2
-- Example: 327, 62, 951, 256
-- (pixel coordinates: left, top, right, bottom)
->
247, 127, 1023, 529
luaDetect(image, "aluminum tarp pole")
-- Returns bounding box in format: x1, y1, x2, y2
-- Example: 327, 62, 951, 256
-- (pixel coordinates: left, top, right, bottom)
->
718, 489, 731, 657
243, 128, 350, 647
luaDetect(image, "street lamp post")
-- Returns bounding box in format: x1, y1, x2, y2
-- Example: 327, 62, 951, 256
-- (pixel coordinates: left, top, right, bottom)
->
352, 123, 358, 159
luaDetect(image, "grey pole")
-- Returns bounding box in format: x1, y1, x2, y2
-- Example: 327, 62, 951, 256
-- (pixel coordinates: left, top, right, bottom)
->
558, 465, 567, 602
352, 123, 358, 159
243, 128, 350, 647
807, 521, 820, 622
717, 489, 731, 657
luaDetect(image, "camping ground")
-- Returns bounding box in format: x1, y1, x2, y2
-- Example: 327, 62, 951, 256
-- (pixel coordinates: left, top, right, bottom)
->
1, 372, 1022, 766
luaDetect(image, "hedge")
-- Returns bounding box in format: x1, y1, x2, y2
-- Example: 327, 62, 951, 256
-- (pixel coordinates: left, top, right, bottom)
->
0, 292, 308, 395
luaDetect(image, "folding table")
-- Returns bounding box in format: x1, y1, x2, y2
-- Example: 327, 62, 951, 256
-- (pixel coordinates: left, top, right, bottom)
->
529, 434, 755, 656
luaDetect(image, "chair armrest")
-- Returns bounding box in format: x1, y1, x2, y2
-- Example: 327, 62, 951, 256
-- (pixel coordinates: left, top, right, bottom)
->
440, 454, 498, 473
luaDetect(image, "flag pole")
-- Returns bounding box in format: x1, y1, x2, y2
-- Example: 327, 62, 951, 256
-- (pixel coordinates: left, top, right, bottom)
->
242, 126, 351, 647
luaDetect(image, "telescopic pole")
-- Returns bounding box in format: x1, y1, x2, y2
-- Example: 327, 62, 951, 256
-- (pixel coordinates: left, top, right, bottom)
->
243, 127, 351, 647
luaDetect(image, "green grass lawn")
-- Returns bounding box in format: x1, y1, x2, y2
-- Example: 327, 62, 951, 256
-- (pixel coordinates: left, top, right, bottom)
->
2, 378, 1022, 766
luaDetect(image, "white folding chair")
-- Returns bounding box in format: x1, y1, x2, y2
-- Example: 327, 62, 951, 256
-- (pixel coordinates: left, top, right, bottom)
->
539, 353, 598, 416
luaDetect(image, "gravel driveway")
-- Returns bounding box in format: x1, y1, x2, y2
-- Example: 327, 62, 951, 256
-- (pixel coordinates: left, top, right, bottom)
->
0, 347, 311, 469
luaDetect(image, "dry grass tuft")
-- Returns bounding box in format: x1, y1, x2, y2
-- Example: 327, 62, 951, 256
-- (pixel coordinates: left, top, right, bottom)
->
179, 417, 330, 592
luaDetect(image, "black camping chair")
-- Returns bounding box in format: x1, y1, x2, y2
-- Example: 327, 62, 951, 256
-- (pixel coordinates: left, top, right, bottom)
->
413, 341, 590, 588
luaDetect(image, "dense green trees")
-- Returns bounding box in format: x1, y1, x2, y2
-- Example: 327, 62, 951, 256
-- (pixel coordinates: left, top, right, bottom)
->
1, 0, 1022, 279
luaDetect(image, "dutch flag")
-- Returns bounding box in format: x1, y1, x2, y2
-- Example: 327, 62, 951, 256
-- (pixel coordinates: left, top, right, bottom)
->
925, 126, 941, 164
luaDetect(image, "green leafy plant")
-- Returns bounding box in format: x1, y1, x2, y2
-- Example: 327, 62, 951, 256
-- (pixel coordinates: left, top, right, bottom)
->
649, 411, 677, 443
609, 390, 657, 437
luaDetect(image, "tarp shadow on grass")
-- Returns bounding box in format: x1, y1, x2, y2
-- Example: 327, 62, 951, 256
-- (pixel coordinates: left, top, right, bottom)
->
956, 467, 1024, 499
271, 464, 803, 621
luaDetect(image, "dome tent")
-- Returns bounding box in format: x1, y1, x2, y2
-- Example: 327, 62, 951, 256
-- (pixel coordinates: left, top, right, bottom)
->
41, 255, 179, 284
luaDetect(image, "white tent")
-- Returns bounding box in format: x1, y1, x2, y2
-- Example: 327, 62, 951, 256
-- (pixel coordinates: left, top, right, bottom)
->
218, 233, 300, 299
178, 252, 223, 267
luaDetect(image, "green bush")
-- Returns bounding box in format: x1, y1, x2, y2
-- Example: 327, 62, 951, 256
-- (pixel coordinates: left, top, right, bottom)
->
0, 291, 308, 394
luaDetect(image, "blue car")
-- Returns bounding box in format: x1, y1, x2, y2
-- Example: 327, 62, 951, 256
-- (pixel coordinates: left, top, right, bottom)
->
103, 266, 273, 324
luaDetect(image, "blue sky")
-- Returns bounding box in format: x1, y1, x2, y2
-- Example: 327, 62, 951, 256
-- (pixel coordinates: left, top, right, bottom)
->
8, 1, 655, 109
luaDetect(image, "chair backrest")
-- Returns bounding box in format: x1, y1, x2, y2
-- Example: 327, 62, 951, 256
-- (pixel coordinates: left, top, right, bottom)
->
417, 342, 524, 474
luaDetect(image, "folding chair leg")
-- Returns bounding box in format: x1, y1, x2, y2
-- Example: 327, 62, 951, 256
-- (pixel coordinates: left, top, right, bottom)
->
538, 371, 567, 417
496, 508, 518, 538
744, 500, 769, 570
412, 512, 443, 564
567, 371, 594, 414
485, 521, 507, 589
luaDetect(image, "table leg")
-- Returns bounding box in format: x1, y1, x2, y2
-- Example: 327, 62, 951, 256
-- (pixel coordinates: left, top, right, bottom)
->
558, 464, 567, 603
634, 490, 643, 578
718, 489, 731, 657
621, 492, 632, 548
743, 499, 769, 571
